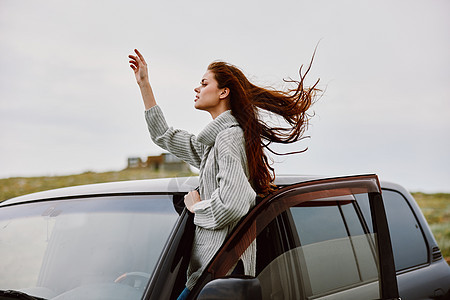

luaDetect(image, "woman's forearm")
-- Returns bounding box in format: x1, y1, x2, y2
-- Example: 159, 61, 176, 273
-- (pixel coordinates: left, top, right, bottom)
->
139, 80, 157, 110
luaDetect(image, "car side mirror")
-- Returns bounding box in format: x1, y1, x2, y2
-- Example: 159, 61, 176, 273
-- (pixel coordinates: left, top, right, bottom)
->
197, 276, 262, 300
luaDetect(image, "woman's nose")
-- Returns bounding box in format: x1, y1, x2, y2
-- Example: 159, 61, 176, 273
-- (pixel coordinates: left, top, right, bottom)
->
194, 86, 200, 93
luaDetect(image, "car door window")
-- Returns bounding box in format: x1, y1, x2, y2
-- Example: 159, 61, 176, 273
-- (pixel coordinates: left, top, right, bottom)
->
356, 190, 429, 271
256, 198, 379, 299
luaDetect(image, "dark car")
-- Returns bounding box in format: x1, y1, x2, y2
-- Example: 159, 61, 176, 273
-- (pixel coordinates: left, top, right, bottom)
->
0, 175, 448, 300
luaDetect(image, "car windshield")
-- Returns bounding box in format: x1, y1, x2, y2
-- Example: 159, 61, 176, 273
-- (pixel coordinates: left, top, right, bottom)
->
0, 194, 181, 300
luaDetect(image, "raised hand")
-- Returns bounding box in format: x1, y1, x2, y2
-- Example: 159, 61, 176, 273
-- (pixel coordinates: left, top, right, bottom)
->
129, 49, 149, 86
128, 49, 157, 109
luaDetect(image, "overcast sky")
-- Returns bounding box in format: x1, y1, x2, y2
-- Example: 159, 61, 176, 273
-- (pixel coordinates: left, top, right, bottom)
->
1, 0, 449, 192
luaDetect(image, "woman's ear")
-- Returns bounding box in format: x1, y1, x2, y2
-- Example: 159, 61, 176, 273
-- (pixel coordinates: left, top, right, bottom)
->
219, 87, 230, 99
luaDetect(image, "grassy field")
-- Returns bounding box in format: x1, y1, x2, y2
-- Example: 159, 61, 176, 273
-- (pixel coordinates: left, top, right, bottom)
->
0, 169, 448, 263
412, 192, 450, 263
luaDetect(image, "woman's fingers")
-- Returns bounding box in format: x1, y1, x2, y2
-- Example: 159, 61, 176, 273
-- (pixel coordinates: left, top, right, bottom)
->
128, 53, 142, 73
128, 50, 147, 69
183, 190, 201, 213
184, 193, 194, 213
129, 58, 138, 72
129, 59, 138, 68
128, 55, 140, 65
134, 49, 146, 64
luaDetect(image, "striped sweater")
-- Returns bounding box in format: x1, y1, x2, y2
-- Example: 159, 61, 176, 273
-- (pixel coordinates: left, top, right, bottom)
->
145, 105, 257, 290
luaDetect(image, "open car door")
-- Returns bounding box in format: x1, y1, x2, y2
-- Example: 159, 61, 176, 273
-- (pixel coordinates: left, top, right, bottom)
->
192, 174, 400, 300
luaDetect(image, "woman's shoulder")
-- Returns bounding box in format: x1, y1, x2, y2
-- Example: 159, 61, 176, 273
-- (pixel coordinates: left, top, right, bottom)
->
215, 126, 245, 154
216, 125, 244, 141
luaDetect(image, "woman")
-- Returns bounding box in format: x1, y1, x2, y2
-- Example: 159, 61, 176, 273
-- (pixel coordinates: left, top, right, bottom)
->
128, 49, 318, 299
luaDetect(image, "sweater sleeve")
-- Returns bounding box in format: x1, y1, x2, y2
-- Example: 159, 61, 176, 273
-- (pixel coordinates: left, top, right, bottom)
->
193, 129, 256, 230
145, 105, 205, 169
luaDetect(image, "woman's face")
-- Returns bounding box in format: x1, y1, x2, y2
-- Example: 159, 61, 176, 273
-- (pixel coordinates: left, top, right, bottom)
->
194, 70, 227, 116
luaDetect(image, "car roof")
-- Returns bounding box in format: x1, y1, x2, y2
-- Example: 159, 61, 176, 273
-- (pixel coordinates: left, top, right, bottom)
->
1, 174, 398, 207
1, 175, 320, 206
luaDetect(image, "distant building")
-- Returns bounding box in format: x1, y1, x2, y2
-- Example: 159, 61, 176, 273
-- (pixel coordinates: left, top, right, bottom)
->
127, 157, 144, 168
127, 153, 190, 173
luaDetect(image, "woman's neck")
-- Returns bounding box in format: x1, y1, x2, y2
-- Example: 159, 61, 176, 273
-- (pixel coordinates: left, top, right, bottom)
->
208, 101, 230, 119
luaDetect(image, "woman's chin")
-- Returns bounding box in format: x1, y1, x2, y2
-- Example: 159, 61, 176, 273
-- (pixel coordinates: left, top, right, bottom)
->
194, 102, 203, 110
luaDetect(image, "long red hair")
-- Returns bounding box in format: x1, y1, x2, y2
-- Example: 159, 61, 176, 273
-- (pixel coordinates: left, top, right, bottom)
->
208, 57, 319, 196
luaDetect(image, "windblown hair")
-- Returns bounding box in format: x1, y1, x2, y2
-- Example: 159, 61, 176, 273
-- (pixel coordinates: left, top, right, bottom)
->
208, 57, 319, 196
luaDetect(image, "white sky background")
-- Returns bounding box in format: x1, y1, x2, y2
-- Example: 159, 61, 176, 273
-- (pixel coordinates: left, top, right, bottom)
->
0, 0, 449, 192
